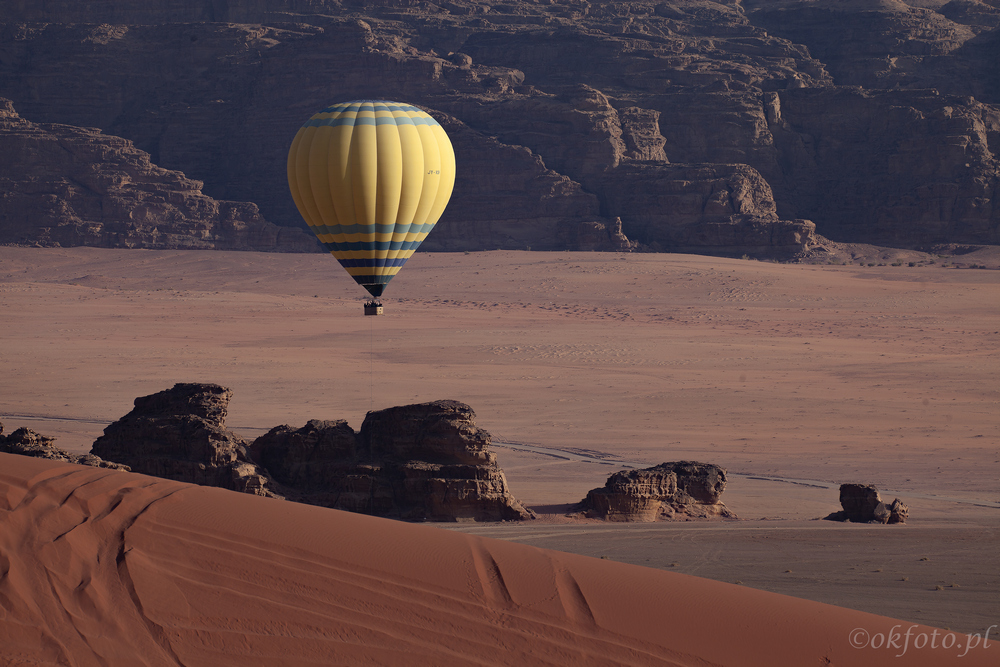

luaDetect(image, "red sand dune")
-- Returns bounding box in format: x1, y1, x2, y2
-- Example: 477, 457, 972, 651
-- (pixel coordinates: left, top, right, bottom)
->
1, 453, 993, 666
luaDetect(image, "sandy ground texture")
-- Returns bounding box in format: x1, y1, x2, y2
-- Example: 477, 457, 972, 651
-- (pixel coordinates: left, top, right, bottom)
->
0, 453, 995, 667
0, 246, 998, 647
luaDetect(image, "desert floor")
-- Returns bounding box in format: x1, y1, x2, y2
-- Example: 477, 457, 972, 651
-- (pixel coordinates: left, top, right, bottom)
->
1, 246, 997, 636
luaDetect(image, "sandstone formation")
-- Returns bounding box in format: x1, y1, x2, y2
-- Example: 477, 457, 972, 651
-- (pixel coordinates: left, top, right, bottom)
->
1, 1, 998, 253
91, 383, 276, 495
0, 421, 129, 470
0, 98, 316, 251
88, 384, 532, 521
255, 400, 534, 521
578, 461, 736, 521
824, 483, 909, 524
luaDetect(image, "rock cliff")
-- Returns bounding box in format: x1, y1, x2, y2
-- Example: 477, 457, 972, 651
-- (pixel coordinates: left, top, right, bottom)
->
0, 98, 316, 250
578, 461, 736, 521
0, 0, 997, 252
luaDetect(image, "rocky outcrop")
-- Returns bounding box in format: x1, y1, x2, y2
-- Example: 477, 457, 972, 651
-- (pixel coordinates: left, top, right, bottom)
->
824, 483, 909, 524
578, 461, 736, 521
88, 385, 531, 521
91, 383, 276, 496
249, 419, 358, 491
0, 421, 129, 470
765, 87, 1000, 246
0, 98, 316, 251
358, 400, 533, 521
253, 400, 534, 521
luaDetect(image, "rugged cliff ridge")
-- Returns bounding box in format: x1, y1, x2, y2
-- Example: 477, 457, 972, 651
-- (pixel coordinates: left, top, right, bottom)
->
1, 0, 997, 252
0, 98, 315, 250
90, 383, 533, 522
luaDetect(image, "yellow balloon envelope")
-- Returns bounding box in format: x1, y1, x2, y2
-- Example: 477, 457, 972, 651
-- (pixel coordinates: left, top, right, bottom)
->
287, 100, 456, 297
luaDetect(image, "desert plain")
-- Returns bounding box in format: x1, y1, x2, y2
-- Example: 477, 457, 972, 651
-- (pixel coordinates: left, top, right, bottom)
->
1, 245, 998, 665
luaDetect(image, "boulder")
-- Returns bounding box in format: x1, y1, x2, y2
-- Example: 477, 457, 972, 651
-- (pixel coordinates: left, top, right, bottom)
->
824, 483, 908, 524
578, 461, 736, 522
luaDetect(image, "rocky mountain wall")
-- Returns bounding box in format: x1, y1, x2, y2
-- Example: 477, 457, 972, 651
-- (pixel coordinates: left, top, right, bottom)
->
1, 0, 998, 252
0, 98, 317, 249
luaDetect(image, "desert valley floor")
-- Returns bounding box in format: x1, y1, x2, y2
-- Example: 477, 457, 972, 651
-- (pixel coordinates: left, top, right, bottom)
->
1, 246, 997, 664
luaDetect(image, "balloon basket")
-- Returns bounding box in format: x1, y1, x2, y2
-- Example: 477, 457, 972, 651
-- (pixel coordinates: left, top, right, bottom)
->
364, 301, 384, 316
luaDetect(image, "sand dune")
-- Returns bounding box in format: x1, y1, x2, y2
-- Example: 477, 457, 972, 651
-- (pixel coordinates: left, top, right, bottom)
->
0, 453, 994, 666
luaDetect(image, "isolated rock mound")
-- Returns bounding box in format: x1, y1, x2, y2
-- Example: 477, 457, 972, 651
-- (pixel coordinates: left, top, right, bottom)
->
824, 483, 909, 524
0, 421, 129, 470
358, 400, 533, 521
578, 461, 736, 521
253, 400, 534, 522
91, 383, 274, 496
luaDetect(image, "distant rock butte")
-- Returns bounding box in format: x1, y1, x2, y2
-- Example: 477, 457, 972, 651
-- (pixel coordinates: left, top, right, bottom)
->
824, 483, 909, 524
89, 383, 533, 522
578, 461, 737, 521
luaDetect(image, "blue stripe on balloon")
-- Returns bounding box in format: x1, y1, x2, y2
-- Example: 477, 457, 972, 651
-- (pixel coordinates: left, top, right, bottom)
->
301, 115, 438, 129
321, 101, 424, 113
310, 222, 435, 236
336, 258, 409, 268
321, 239, 426, 253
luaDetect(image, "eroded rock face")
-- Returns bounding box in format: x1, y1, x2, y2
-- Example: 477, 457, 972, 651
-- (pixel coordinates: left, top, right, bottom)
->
0, 98, 316, 251
249, 419, 358, 491
250, 400, 533, 521
0, 5, 828, 256
359, 400, 492, 466
4, 0, 996, 255
579, 461, 736, 521
825, 483, 908, 524
91, 383, 277, 495
357, 400, 533, 521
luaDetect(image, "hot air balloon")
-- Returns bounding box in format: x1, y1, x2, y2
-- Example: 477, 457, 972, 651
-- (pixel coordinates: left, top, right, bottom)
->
287, 100, 456, 315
